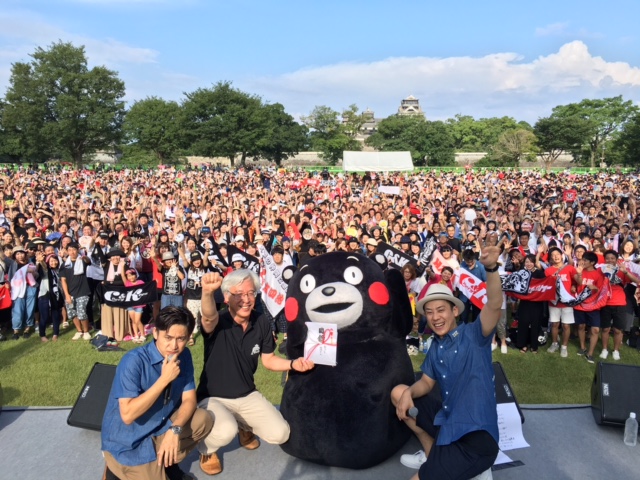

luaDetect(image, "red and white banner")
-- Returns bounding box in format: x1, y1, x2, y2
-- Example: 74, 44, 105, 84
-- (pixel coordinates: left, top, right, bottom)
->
563, 189, 577, 202
258, 245, 288, 317
430, 250, 447, 275
505, 276, 557, 302
304, 178, 321, 187
454, 270, 487, 310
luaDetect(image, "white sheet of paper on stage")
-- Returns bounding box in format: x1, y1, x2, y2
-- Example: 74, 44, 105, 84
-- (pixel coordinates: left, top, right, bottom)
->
494, 450, 513, 466
304, 322, 338, 366
497, 402, 530, 451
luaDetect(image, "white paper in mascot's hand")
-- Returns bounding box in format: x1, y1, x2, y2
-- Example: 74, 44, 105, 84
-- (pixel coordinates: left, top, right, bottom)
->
304, 322, 338, 366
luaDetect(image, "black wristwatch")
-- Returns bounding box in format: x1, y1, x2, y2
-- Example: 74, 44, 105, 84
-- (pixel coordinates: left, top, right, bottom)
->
170, 425, 183, 435
485, 264, 499, 273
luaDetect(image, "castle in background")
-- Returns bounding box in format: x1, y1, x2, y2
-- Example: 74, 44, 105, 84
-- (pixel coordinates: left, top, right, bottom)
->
345, 95, 426, 147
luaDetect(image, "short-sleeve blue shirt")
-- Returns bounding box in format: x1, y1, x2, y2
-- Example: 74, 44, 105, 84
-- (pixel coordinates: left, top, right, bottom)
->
101, 341, 195, 466
421, 317, 499, 446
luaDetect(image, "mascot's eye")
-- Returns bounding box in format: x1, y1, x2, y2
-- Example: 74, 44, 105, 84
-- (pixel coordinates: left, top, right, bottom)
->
300, 274, 316, 294
343, 266, 363, 285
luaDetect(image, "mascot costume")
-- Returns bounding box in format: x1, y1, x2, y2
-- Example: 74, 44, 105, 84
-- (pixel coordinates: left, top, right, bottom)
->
279, 251, 415, 469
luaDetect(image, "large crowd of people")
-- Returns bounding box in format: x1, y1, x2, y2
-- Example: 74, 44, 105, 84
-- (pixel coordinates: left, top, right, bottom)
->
0, 164, 639, 359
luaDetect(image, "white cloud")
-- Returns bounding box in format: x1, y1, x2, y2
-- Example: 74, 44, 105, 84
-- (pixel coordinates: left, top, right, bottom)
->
535, 22, 570, 37
242, 41, 640, 123
0, 10, 159, 97
0, 11, 158, 67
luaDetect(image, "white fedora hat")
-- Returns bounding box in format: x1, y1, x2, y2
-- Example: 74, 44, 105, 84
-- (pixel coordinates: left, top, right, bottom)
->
416, 283, 465, 315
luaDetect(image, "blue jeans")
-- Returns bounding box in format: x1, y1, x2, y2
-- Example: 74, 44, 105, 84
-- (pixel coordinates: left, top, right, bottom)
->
161, 294, 183, 309
12, 285, 38, 331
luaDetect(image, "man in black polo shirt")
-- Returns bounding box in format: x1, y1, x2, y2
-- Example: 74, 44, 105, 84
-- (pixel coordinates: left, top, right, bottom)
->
195, 269, 314, 476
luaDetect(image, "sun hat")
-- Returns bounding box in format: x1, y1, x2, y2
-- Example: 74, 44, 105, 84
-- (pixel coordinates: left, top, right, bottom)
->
125, 268, 139, 278
416, 283, 465, 316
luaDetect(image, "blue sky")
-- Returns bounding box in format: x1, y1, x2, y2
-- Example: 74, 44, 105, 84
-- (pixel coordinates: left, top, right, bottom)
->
1, 0, 640, 123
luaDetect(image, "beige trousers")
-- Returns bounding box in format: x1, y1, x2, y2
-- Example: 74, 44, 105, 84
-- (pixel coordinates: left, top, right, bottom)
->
197, 391, 290, 454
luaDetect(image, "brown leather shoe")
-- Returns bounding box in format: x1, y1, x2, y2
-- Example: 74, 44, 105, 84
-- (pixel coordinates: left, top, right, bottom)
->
238, 429, 260, 450
200, 452, 222, 475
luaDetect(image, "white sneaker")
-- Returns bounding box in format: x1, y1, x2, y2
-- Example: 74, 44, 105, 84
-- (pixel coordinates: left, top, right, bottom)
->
599, 349, 609, 359
491, 343, 497, 352
71, 332, 83, 340
501, 344, 508, 354
560, 346, 568, 358
612, 350, 621, 361
547, 342, 559, 354
82, 332, 92, 340
400, 450, 427, 469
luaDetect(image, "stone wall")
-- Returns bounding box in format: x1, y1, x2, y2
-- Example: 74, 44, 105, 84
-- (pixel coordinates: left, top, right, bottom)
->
186, 151, 576, 169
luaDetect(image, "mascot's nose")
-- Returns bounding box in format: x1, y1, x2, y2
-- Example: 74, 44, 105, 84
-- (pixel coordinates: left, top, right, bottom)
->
322, 286, 335, 296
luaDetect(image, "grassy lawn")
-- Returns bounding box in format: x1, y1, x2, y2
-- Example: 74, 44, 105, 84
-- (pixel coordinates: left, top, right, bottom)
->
2, 327, 640, 407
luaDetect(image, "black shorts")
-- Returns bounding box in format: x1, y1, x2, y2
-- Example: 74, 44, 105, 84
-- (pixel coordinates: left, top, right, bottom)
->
574, 309, 601, 328
413, 391, 499, 480
600, 305, 628, 330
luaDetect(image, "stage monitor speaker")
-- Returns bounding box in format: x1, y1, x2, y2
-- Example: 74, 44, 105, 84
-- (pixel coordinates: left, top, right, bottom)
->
591, 362, 640, 426
493, 361, 524, 424
67, 363, 116, 431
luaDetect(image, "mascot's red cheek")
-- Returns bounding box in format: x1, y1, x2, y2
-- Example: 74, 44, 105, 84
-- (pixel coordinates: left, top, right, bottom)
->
285, 298, 299, 322
369, 282, 389, 305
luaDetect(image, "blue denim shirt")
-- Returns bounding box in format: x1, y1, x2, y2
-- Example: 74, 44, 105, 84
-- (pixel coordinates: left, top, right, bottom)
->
101, 341, 195, 466
421, 317, 499, 446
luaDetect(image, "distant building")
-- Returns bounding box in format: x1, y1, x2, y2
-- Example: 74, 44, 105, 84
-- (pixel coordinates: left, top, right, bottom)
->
345, 96, 426, 146
397, 95, 425, 117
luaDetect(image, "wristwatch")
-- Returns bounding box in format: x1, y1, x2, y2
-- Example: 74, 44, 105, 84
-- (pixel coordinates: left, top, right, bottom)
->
170, 425, 183, 435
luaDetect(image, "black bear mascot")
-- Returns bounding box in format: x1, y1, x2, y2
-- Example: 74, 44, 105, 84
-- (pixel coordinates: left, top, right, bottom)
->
279, 251, 415, 469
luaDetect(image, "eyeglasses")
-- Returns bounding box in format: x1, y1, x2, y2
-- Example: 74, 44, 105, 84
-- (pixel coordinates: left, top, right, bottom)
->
230, 291, 257, 300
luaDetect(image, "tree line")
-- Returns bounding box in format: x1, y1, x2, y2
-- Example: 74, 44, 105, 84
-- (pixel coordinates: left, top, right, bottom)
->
1, 42, 639, 168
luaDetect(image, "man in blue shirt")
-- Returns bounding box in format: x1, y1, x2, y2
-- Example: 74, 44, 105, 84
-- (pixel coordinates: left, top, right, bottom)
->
391, 246, 502, 480
101, 306, 213, 480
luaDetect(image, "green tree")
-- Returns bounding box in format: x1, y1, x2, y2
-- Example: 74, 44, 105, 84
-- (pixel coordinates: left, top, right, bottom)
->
486, 129, 537, 167
551, 96, 638, 167
2, 42, 125, 167
533, 114, 592, 169
255, 103, 307, 166
340, 104, 367, 138
301, 105, 361, 165
612, 113, 640, 167
181, 81, 263, 167
366, 115, 455, 166
0, 101, 19, 162
123, 97, 183, 163
446, 114, 522, 152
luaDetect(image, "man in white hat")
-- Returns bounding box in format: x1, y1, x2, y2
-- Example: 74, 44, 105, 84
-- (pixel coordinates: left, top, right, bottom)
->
391, 246, 502, 480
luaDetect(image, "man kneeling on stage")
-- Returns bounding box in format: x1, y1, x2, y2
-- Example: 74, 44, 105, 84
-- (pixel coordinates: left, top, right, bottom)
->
101, 306, 213, 480
392, 246, 502, 480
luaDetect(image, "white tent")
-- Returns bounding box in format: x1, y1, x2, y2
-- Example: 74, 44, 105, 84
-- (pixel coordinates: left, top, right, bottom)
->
342, 151, 414, 172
